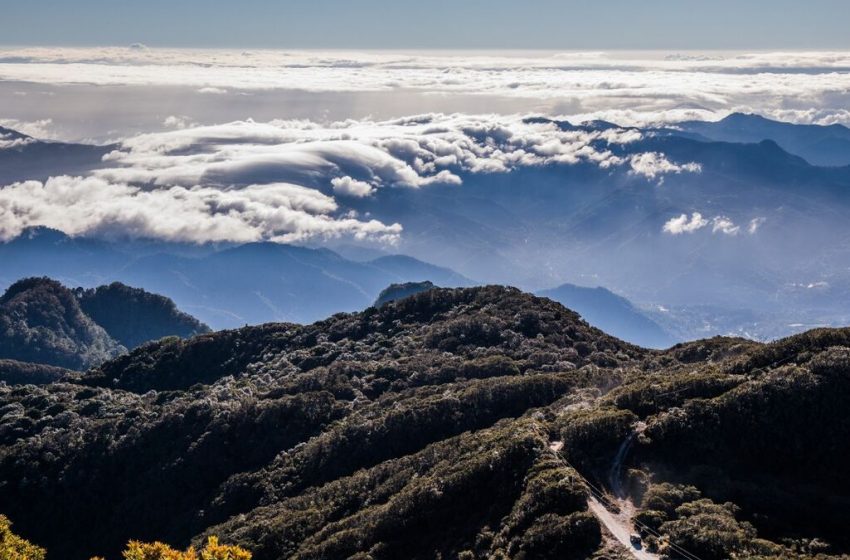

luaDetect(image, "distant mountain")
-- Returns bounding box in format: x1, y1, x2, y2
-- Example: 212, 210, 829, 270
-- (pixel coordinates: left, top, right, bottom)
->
374, 281, 437, 307
673, 112, 850, 166
0, 128, 114, 184
537, 283, 677, 349
5, 115, 850, 341
0, 229, 474, 329
0, 277, 209, 371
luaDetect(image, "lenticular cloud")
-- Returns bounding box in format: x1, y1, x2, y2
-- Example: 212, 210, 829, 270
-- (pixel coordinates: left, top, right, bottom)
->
0, 113, 701, 244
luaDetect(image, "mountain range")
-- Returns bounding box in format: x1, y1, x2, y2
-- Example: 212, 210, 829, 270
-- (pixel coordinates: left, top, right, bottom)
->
3, 113, 850, 342
1, 286, 847, 560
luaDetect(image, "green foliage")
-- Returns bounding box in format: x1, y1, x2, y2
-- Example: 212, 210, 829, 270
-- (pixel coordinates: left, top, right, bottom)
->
0, 278, 208, 372
558, 406, 637, 474
373, 281, 436, 307
0, 359, 71, 385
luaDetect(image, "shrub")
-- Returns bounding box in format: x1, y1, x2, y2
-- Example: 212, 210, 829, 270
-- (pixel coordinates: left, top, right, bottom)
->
0, 515, 45, 560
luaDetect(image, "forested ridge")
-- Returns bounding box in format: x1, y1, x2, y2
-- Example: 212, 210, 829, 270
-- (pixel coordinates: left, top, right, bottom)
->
1, 286, 850, 559
0, 278, 210, 371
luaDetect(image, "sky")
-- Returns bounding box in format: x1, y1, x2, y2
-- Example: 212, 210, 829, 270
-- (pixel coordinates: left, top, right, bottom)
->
3, 0, 850, 49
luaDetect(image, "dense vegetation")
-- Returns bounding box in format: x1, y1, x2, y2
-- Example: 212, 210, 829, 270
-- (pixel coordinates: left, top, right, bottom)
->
0, 278, 124, 370
76, 282, 210, 350
373, 280, 436, 307
0, 278, 209, 371
1, 285, 849, 559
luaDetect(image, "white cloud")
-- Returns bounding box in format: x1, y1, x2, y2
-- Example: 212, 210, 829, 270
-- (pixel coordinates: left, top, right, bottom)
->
748, 217, 766, 234
0, 113, 709, 245
0, 176, 402, 244
163, 115, 194, 129
712, 216, 740, 236
1, 48, 850, 126
331, 176, 375, 197
0, 133, 34, 149
0, 118, 54, 139
664, 213, 764, 237
629, 152, 701, 180
95, 114, 695, 189
663, 212, 709, 235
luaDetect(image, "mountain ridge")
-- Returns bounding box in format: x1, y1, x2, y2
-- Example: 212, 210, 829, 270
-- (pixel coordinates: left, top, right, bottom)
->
0, 277, 210, 371
1, 286, 848, 559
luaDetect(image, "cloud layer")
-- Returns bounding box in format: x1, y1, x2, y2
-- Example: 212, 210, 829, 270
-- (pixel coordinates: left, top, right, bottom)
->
2, 48, 850, 127
0, 114, 701, 243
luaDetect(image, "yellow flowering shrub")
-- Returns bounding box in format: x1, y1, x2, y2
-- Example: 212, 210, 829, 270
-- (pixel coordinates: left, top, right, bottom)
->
115, 537, 250, 560
0, 515, 46, 560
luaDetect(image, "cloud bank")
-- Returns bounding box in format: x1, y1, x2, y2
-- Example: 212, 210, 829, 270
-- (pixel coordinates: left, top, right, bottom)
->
2, 48, 850, 126
0, 113, 701, 243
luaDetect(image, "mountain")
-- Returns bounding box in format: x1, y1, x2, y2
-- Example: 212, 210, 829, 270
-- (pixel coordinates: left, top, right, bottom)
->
5, 115, 850, 342
374, 280, 436, 307
1, 286, 849, 560
0, 277, 209, 371
537, 283, 677, 348
76, 282, 211, 349
0, 277, 125, 370
674, 112, 850, 167
0, 128, 114, 184
0, 230, 474, 329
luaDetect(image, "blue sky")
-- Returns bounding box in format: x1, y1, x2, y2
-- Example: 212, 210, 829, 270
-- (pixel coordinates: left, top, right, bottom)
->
3, 0, 850, 49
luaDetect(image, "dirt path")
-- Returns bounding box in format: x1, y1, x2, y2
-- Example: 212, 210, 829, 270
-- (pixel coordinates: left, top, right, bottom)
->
586, 495, 660, 560
550, 427, 661, 560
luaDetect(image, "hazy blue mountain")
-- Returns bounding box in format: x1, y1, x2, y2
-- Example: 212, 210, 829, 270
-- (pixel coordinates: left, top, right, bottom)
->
0, 128, 114, 183
0, 228, 474, 329
367, 255, 471, 287
374, 281, 437, 307
537, 283, 677, 348
4, 116, 850, 341
116, 243, 474, 328
673, 112, 850, 166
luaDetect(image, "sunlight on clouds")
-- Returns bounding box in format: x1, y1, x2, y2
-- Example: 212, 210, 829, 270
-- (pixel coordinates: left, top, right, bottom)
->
663, 213, 761, 236
0, 114, 706, 244
1, 48, 850, 127
0, 176, 402, 244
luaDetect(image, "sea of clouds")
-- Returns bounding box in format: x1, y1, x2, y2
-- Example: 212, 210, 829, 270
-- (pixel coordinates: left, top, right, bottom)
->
2, 48, 850, 129
0, 114, 703, 243
0, 47, 848, 246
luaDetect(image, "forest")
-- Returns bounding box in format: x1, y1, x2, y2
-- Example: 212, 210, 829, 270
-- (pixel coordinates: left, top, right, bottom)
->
2, 286, 850, 559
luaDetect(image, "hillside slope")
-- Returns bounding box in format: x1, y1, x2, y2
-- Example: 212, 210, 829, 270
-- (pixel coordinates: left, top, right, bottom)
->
0, 278, 125, 370
0, 278, 210, 371
1, 287, 849, 560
